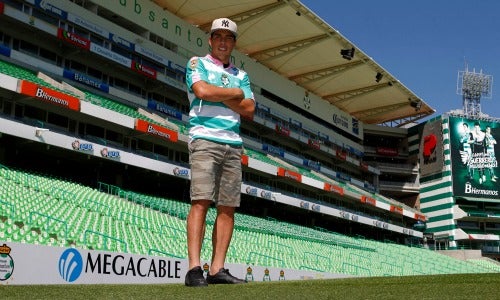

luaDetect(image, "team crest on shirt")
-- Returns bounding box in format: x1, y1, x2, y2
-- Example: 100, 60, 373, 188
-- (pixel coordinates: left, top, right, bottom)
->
221, 73, 230, 87
189, 58, 198, 70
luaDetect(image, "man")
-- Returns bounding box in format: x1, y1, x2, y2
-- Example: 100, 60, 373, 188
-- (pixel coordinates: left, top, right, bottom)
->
184, 17, 255, 287
460, 122, 473, 179
471, 122, 486, 184
485, 126, 498, 182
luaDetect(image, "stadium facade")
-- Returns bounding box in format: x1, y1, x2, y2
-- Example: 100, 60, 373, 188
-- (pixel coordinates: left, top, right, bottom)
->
0, 0, 498, 275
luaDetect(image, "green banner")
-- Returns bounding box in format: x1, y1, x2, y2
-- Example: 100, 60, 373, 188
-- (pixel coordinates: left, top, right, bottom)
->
449, 116, 499, 200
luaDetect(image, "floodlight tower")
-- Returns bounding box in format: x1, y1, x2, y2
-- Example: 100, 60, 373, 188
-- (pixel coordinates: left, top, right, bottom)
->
456, 68, 493, 117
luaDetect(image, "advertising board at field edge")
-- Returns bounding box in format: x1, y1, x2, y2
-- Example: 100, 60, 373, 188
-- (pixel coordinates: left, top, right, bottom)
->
0, 241, 349, 285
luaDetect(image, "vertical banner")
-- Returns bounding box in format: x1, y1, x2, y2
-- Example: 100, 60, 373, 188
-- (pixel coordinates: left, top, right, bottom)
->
449, 116, 499, 200
419, 118, 444, 176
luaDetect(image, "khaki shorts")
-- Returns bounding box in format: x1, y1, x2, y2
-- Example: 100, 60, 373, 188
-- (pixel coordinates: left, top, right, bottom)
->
189, 139, 243, 207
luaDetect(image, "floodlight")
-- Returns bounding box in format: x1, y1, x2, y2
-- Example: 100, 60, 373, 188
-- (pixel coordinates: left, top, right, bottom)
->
340, 47, 355, 60
456, 68, 493, 117
410, 100, 422, 111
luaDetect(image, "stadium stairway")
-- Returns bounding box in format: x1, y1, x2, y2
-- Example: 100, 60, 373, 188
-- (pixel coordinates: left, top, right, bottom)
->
0, 165, 499, 277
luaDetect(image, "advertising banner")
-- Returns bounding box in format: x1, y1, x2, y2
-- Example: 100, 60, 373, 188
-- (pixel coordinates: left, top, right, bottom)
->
147, 100, 183, 120
0, 242, 348, 285
419, 118, 444, 176
449, 116, 499, 200
63, 69, 109, 93
323, 183, 344, 195
277, 168, 302, 183
135, 119, 178, 143
20, 81, 81, 111
57, 28, 91, 50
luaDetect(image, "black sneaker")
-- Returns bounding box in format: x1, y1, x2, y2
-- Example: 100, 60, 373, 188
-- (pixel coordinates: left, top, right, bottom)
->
185, 266, 208, 287
206, 268, 247, 284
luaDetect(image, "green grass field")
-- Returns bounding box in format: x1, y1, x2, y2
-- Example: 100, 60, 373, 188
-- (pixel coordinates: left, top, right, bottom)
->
1, 273, 499, 300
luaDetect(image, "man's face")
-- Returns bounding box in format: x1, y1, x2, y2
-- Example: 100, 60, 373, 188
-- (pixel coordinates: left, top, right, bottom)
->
209, 30, 236, 62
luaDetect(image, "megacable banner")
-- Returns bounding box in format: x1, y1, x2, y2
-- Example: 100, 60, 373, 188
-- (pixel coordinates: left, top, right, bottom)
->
0, 241, 348, 285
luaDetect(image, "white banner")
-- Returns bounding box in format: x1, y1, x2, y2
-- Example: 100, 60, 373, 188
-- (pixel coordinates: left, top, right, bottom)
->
0, 241, 349, 285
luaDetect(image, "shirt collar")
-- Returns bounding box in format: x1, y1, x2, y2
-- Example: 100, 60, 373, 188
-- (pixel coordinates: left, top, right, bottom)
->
206, 54, 232, 69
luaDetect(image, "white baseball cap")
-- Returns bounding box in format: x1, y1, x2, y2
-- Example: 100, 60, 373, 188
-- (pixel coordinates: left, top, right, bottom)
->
210, 18, 238, 38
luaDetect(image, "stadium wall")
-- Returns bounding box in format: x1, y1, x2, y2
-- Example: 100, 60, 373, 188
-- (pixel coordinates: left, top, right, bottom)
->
419, 117, 464, 249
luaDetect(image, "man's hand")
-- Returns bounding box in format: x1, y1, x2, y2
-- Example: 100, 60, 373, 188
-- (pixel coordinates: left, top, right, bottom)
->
223, 98, 255, 120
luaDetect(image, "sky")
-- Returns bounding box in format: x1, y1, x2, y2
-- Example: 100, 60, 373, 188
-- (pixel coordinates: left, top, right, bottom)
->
300, 0, 500, 121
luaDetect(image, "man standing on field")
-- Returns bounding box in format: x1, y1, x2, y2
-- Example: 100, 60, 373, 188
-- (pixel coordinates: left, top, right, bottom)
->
184, 17, 255, 287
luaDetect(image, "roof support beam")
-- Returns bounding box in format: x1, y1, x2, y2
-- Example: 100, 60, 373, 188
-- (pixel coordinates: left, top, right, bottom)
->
356, 103, 430, 127
231, 1, 288, 24
290, 60, 364, 85
251, 34, 330, 63
324, 82, 395, 105
199, 1, 287, 31
353, 102, 408, 119
382, 113, 431, 127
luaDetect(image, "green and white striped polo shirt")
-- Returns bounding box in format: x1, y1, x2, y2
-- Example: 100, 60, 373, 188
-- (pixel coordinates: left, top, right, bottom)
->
186, 54, 254, 146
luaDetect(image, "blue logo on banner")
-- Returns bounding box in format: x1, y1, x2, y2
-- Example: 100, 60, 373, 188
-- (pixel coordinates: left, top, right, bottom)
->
34, 0, 68, 19
148, 100, 182, 120
58, 248, 83, 282
63, 69, 109, 93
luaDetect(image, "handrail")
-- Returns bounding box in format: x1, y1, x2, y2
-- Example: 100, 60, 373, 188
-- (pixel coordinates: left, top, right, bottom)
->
83, 229, 127, 252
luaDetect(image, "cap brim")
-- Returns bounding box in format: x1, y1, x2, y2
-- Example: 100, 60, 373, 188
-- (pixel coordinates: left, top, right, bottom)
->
210, 29, 237, 37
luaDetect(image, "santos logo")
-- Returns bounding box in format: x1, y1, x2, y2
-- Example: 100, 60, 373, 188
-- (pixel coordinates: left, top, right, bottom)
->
59, 248, 84, 282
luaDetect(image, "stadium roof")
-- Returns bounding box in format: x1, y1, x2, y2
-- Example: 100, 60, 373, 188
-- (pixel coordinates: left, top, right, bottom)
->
154, 0, 435, 127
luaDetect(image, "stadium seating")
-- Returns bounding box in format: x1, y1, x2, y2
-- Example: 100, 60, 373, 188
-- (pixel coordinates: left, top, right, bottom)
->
0, 59, 177, 131
1, 165, 498, 277
0, 57, 424, 229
